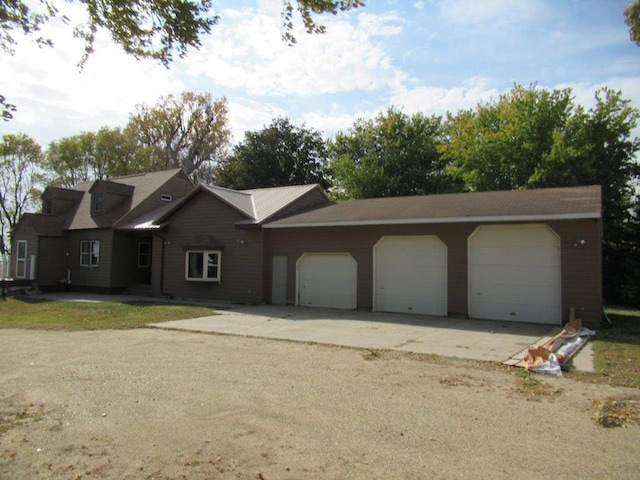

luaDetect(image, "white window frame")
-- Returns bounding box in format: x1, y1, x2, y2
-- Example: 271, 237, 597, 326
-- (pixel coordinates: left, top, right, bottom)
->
15, 240, 27, 279
138, 241, 151, 268
160, 193, 173, 202
185, 250, 221, 282
80, 240, 100, 267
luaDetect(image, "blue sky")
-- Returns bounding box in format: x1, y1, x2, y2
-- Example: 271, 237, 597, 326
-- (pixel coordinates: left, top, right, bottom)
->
2, 0, 640, 147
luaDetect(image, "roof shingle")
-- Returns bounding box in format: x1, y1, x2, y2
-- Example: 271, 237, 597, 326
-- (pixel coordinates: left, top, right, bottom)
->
264, 185, 602, 228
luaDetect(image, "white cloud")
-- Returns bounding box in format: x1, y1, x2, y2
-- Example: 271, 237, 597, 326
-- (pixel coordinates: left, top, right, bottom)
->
3, 20, 183, 144
183, 8, 404, 96
413, 2, 426, 10
357, 12, 404, 37
388, 76, 502, 116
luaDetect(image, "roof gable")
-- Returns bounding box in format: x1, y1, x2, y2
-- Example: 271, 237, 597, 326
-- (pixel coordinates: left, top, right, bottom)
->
63, 169, 189, 230
264, 185, 602, 228
157, 183, 328, 227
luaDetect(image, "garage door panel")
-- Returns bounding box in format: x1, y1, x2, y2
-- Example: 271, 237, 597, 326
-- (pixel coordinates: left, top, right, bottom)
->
298, 253, 357, 310
374, 236, 447, 316
469, 225, 561, 325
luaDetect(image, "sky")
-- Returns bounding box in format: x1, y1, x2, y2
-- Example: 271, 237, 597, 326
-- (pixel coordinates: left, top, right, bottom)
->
2, 0, 640, 148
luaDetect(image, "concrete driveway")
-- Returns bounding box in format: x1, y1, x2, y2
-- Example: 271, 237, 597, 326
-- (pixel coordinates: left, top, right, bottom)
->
148, 303, 559, 364
27, 293, 591, 367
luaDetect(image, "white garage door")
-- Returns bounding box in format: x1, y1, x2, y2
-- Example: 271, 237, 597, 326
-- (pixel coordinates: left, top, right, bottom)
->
469, 224, 561, 325
297, 253, 357, 309
374, 236, 447, 316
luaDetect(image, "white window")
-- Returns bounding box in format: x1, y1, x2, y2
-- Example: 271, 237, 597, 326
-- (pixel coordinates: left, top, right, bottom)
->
138, 242, 151, 268
15, 240, 27, 279
80, 240, 100, 267
160, 193, 173, 202
185, 250, 221, 282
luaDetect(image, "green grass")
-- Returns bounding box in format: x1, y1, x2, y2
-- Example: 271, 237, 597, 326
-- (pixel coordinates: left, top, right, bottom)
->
567, 306, 640, 389
0, 297, 216, 331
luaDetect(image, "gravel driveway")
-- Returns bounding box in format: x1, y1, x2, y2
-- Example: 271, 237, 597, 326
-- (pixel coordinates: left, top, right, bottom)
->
1, 328, 638, 479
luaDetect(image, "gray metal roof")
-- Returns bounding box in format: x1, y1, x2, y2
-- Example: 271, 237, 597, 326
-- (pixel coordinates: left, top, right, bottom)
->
199, 184, 323, 224
264, 185, 602, 228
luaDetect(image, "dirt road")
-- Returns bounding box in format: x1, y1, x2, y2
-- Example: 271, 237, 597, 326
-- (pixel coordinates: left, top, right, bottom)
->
1, 328, 638, 479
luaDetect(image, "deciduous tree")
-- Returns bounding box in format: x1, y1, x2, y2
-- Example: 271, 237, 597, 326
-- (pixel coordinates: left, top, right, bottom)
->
127, 91, 230, 181
328, 108, 461, 199
0, 134, 45, 254
625, 0, 640, 46
215, 117, 328, 189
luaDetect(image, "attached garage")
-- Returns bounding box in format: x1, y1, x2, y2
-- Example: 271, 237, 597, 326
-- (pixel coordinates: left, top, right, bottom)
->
374, 236, 447, 316
297, 253, 357, 309
468, 224, 562, 325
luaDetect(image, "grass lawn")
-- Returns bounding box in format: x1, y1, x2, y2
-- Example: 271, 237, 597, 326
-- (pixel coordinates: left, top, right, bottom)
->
566, 306, 640, 389
0, 297, 216, 331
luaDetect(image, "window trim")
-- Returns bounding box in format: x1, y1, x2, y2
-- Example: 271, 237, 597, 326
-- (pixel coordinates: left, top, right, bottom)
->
80, 240, 100, 267
15, 240, 27, 279
185, 250, 221, 282
138, 241, 151, 268
43, 199, 52, 214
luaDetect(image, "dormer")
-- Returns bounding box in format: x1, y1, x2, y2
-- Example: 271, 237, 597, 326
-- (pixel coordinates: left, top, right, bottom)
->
41, 187, 84, 215
88, 180, 134, 216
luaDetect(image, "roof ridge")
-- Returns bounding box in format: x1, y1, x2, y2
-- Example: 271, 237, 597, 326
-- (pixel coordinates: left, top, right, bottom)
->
206, 184, 253, 196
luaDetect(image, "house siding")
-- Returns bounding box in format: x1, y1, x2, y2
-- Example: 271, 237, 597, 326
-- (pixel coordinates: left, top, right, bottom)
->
66, 229, 114, 289
37, 237, 68, 288
160, 191, 264, 304
264, 218, 602, 325
9, 223, 38, 280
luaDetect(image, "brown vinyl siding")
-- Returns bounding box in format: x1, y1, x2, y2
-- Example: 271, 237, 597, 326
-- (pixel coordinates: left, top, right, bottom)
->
160, 191, 264, 304
66, 230, 114, 288
265, 219, 602, 325
549, 219, 603, 324
37, 237, 68, 287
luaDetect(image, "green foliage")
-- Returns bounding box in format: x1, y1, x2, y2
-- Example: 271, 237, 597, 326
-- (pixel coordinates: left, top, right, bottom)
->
328, 108, 462, 199
127, 91, 230, 181
0, 134, 45, 253
281, 0, 365, 44
215, 117, 328, 189
441, 84, 574, 191
625, 1, 640, 46
45, 127, 153, 187
1, 94, 17, 121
